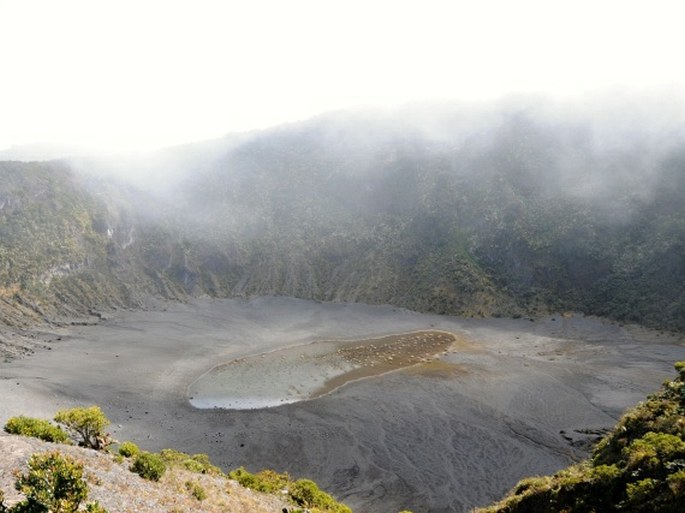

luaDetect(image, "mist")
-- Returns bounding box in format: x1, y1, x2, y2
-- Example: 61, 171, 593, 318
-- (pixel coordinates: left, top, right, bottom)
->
2, 90, 684, 330
84, 90, 685, 225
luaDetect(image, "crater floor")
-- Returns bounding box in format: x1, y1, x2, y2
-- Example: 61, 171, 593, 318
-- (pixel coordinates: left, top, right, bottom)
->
189, 330, 459, 409
1, 297, 683, 513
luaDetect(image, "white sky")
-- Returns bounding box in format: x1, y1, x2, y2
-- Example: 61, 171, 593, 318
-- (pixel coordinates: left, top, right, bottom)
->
1, 0, 684, 152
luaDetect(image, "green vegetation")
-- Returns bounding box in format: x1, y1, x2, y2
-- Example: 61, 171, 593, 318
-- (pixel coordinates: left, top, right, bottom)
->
228, 467, 290, 493
1, 408, 349, 512
12, 452, 90, 513
54, 406, 111, 450
4, 416, 69, 444
117, 441, 140, 458
2, 107, 685, 344
158, 448, 221, 475
0, 451, 108, 513
228, 467, 351, 513
83, 502, 108, 513
4, 103, 685, 512
184, 480, 207, 501
290, 479, 352, 513
476, 361, 685, 513
130, 452, 167, 482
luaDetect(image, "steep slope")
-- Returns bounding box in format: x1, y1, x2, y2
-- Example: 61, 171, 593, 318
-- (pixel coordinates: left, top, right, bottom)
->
0, 433, 290, 513
0, 161, 182, 325
121, 99, 685, 330
1, 96, 684, 347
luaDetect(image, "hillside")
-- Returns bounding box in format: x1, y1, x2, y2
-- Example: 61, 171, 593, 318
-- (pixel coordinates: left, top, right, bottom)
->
1, 97, 684, 353
0, 432, 290, 513
476, 361, 685, 513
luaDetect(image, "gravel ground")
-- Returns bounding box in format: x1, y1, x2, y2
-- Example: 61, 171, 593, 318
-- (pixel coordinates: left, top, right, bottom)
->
0, 297, 683, 513
0, 433, 289, 513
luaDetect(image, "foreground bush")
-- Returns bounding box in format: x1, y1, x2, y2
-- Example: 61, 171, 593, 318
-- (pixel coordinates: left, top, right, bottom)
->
4, 416, 69, 444
8, 451, 107, 513
130, 452, 166, 482
13, 451, 89, 513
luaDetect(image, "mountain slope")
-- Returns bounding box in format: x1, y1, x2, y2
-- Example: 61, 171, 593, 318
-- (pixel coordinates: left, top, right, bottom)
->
1, 97, 684, 347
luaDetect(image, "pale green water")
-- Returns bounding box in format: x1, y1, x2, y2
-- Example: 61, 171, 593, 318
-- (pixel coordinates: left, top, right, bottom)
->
188, 340, 356, 409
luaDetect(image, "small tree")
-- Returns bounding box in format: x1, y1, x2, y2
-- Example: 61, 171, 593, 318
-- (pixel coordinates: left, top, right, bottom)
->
54, 406, 111, 450
13, 452, 88, 513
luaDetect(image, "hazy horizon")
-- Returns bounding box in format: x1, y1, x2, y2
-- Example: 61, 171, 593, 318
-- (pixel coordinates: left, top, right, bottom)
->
2, 0, 685, 154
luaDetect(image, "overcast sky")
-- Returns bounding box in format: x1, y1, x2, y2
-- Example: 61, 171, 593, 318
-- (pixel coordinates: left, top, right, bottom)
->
1, 0, 684, 152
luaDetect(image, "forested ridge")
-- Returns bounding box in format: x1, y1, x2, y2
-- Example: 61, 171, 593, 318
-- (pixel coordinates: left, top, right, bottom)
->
1, 98, 684, 340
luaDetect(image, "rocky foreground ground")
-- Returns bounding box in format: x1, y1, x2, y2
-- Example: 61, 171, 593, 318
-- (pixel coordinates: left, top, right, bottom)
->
0, 433, 289, 513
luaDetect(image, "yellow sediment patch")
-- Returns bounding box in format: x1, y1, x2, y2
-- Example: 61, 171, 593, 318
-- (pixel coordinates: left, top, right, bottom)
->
312, 330, 477, 398
189, 329, 483, 409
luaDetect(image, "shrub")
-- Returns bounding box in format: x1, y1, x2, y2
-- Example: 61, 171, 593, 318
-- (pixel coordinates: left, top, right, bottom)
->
229, 467, 259, 489
625, 478, 659, 504
587, 464, 621, 484
118, 441, 140, 458
184, 480, 207, 501
13, 451, 89, 513
675, 361, 685, 381
667, 468, 685, 496
228, 467, 289, 493
186, 453, 221, 475
253, 469, 290, 493
159, 449, 221, 475
0, 490, 5, 513
511, 476, 551, 495
623, 432, 685, 471
4, 416, 70, 443
130, 452, 166, 481
158, 448, 187, 463
85, 501, 109, 513
290, 478, 352, 513
54, 406, 111, 450
229, 468, 349, 513
289, 479, 319, 508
